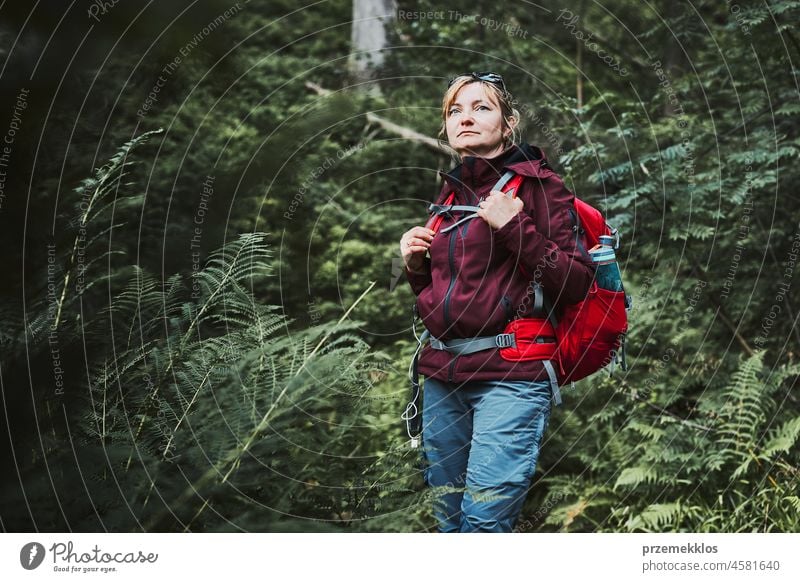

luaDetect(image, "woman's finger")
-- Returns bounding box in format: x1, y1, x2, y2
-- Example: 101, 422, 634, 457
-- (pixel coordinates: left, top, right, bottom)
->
400, 227, 435, 257
412, 227, 435, 240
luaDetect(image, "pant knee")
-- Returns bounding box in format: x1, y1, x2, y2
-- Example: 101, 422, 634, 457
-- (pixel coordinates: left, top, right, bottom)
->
460, 513, 506, 532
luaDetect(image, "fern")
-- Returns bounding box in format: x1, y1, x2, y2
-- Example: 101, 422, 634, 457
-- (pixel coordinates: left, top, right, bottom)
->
709, 352, 770, 473
1, 135, 431, 533
627, 502, 682, 531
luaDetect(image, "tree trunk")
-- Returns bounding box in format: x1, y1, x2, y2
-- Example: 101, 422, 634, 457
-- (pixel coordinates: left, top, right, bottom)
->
576, 0, 587, 110
576, 37, 583, 109
661, 1, 683, 117
349, 0, 396, 88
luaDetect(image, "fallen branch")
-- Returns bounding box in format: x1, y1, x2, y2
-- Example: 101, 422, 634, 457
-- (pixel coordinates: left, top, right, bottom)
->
305, 81, 451, 155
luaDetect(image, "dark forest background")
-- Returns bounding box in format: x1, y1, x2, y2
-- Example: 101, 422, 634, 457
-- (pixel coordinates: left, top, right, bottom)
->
0, 0, 798, 532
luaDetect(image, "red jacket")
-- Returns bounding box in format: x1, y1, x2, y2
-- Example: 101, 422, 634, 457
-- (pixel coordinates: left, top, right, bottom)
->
406, 142, 594, 383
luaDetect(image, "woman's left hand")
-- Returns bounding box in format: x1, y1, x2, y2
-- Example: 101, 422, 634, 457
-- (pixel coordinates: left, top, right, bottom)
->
476, 190, 523, 230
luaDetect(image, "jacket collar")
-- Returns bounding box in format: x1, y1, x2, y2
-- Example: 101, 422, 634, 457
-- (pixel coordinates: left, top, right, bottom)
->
439, 142, 552, 192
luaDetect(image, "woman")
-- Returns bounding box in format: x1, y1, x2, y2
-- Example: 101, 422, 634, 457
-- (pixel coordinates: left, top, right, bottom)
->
400, 72, 594, 533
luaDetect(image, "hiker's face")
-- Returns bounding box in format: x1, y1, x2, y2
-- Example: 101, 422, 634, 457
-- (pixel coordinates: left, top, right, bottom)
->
445, 82, 508, 159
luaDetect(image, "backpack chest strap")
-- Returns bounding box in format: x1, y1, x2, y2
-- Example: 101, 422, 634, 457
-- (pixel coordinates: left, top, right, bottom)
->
428, 203, 482, 216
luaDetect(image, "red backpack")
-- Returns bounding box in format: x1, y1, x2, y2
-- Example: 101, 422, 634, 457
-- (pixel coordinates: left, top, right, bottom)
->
555, 198, 630, 383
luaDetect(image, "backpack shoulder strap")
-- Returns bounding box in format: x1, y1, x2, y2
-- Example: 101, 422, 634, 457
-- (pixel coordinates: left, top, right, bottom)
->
427, 171, 523, 235
493, 170, 525, 199
493, 170, 516, 192
426, 191, 456, 234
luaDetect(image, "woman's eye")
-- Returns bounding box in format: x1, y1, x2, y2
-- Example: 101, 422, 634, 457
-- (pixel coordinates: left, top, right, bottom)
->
476, 105, 489, 111
448, 109, 459, 116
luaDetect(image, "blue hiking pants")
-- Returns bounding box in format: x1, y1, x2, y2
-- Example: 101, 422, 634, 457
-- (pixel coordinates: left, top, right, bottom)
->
421, 376, 552, 533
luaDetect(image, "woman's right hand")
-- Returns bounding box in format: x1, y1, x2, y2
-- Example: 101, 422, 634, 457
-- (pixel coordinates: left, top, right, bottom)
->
400, 226, 435, 273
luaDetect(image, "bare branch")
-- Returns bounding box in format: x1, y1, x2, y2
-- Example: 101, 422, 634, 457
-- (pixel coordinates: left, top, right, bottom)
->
305, 81, 451, 155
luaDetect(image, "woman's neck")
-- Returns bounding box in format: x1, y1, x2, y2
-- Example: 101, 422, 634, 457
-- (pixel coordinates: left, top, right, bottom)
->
459, 142, 513, 162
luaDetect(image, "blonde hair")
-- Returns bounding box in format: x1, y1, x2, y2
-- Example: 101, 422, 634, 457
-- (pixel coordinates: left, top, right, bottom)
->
438, 75, 521, 154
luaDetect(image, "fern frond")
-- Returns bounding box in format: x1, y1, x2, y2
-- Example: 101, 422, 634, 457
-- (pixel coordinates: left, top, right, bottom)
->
711, 352, 769, 468
761, 416, 800, 458
627, 502, 681, 531
614, 466, 660, 489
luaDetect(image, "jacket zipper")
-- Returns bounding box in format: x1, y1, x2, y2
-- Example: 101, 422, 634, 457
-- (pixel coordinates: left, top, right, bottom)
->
447, 356, 457, 383
445, 164, 475, 384
442, 221, 459, 330
444, 218, 474, 383
444, 229, 458, 382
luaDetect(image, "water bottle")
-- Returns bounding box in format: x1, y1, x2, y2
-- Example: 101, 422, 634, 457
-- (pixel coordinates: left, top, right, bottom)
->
589, 235, 624, 292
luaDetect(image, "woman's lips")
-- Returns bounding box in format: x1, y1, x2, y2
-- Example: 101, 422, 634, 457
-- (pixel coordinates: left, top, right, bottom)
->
458, 131, 478, 136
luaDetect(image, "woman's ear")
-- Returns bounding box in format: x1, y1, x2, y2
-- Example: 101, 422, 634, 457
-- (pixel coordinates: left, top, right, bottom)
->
506, 115, 519, 132
503, 115, 519, 140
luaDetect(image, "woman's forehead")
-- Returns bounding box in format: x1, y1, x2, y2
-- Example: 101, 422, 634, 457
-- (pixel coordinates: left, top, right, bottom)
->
449, 82, 499, 106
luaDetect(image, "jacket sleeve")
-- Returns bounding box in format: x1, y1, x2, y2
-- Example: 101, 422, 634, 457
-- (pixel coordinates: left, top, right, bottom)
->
493, 174, 594, 306
405, 257, 432, 296
405, 181, 450, 296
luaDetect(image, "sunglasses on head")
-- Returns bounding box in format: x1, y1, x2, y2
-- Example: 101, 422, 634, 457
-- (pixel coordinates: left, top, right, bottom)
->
448, 71, 507, 93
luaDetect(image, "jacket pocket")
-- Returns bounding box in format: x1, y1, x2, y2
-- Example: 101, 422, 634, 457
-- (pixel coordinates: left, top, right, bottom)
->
501, 295, 513, 322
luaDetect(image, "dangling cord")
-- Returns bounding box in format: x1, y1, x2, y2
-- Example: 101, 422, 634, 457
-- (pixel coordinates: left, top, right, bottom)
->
402, 307, 428, 447
402, 332, 428, 447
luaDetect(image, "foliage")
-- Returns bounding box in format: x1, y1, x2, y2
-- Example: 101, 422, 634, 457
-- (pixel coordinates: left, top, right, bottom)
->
1, 0, 799, 532
0, 136, 432, 531
538, 354, 800, 532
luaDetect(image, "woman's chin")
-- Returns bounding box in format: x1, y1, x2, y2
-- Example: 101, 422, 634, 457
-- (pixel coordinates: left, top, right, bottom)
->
453, 139, 501, 158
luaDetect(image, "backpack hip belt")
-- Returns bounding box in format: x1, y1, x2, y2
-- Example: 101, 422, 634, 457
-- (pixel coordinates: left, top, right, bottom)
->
411, 327, 562, 399
427, 330, 563, 406
428, 332, 518, 354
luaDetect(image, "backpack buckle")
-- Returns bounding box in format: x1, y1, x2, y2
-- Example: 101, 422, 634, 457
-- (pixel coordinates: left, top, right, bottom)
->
495, 333, 516, 348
